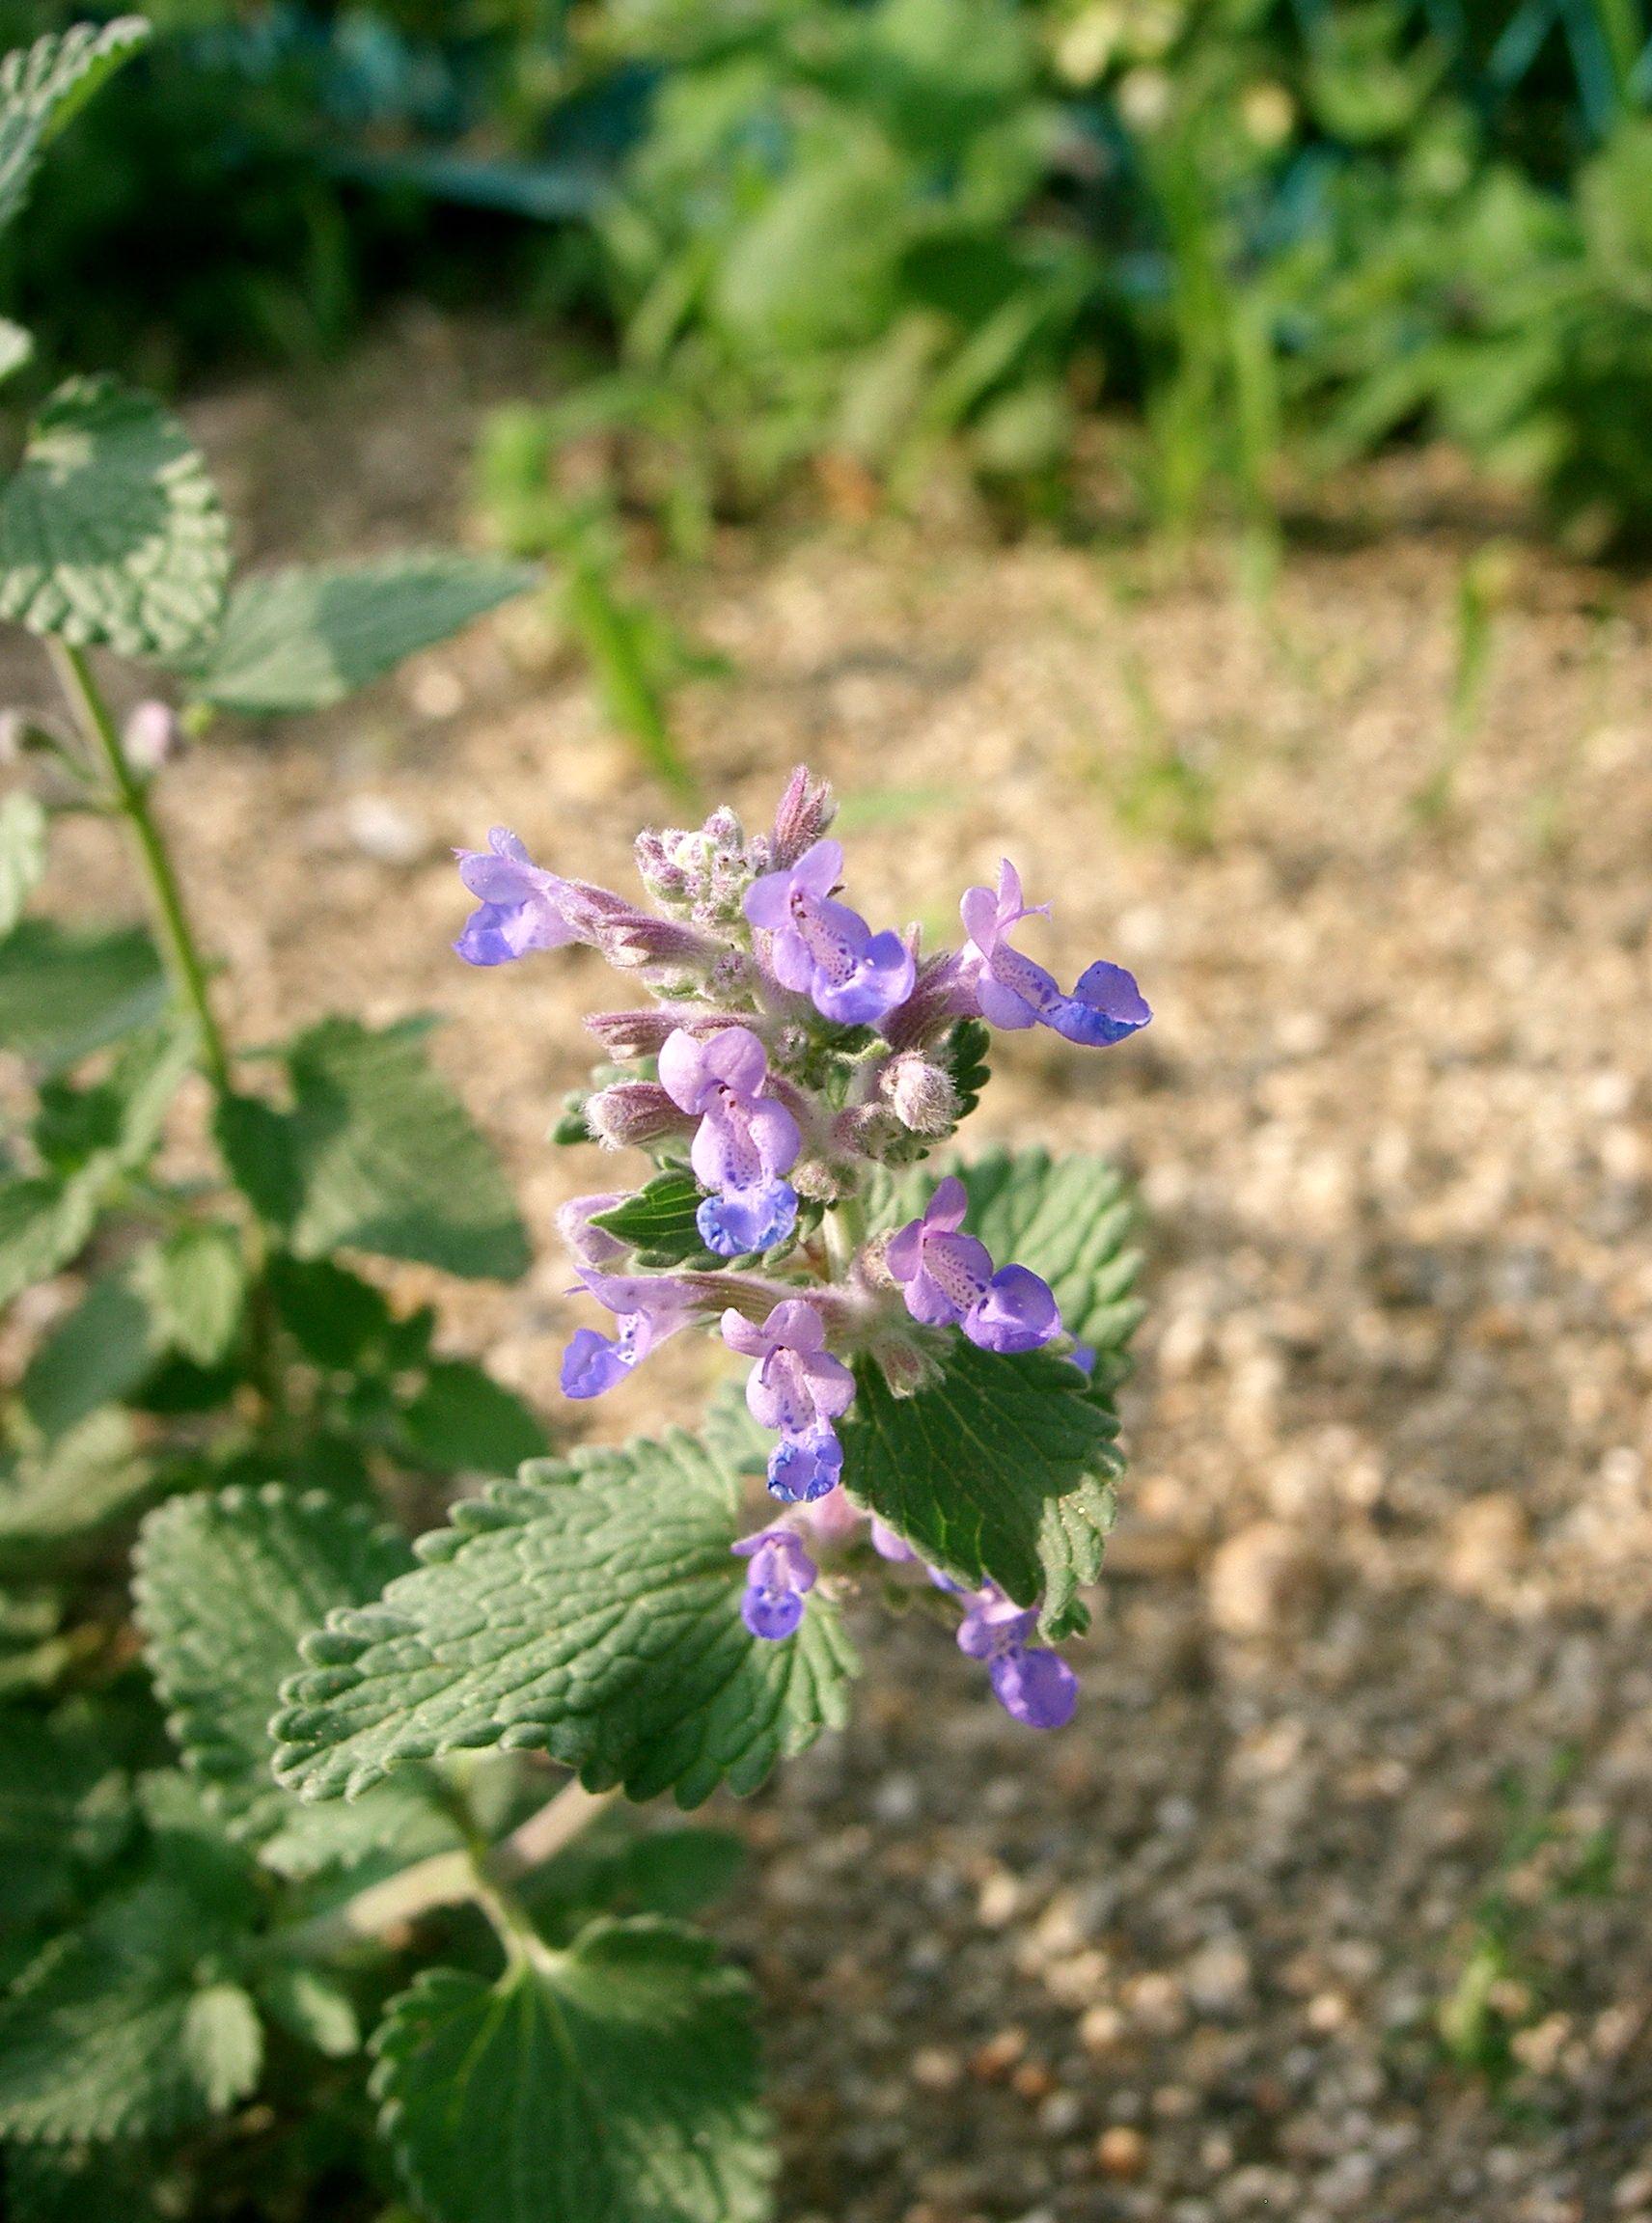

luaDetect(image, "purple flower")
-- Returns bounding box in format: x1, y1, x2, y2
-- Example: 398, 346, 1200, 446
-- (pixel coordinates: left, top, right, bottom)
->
454, 828, 584, 967
744, 839, 915, 1027
560, 1270, 699, 1399
658, 1026, 801, 1257
556, 1193, 630, 1269
723, 1300, 856, 1502
870, 1518, 916, 1563
956, 1582, 1077, 1729
885, 1175, 1060, 1355
731, 1528, 817, 1640
960, 862, 1150, 1047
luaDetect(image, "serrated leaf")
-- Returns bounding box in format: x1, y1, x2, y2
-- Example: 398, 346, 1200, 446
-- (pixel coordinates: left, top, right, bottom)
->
0, 920, 167, 1069
19, 1271, 155, 1440
399, 1358, 548, 1475
0, 376, 229, 659
265, 1252, 394, 1367
181, 1982, 262, 2113
528, 1820, 746, 1930
272, 1431, 859, 1807
0, 790, 45, 935
0, 17, 151, 235
0, 1408, 151, 1554
193, 554, 540, 714
140, 1220, 246, 1367
255, 1962, 359, 2057
216, 1018, 530, 1281
255, 1778, 456, 1880
0, 1875, 249, 2141
133, 1484, 420, 1844
592, 1171, 722, 1268
371, 1919, 773, 2223
840, 1342, 1121, 1624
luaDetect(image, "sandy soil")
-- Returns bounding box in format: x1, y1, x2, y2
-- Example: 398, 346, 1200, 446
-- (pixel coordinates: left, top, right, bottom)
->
12, 309, 1652, 2223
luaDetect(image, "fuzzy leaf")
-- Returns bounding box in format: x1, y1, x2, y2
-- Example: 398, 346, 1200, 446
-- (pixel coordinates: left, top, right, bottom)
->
0, 790, 45, 935
181, 1982, 262, 2113
19, 1271, 155, 1441
0, 1875, 252, 2141
371, 1919, 773, 2223
255, 1962, 359, 2058
134, 1484, 419, 1844
140, 1221, 247, 1367
840, 1342, 1121, 1627
0, 1408, 152, 1554
0, 1707, 130, 1935
0, 377, 230, 659
591, 1171, 721, 1268
194, 553, 540, 714
215, 1018, 530, 1281
0, 1174, 98, 1307
0, 920, 167, 1069
271, 1431, 858, 1806
0, 17, 151, 235
399, 1359, 549, 1475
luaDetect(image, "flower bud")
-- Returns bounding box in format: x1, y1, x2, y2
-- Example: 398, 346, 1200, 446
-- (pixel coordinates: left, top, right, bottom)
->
584, 1008, 680, 1058
557, 1193, 630, 1267
584, 1081, 693, 1150
122, 700, 181, 773
633, 830, 693, 911
885, 1054, 960, 1136
767, 765, 836, 870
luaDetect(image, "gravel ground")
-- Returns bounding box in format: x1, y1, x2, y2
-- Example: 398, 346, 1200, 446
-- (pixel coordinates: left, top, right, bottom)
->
11, 312, 1652, 2222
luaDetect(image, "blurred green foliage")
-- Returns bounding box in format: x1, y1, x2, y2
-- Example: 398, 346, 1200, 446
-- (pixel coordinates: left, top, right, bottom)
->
12, 0, 1652, 543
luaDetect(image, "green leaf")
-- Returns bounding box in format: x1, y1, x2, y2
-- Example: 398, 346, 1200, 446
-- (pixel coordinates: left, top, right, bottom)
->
265, 1253, 394, 1367
528, 1821, 746, 1930
0, 314, 32, 384
181, 1982, 262, 2114
133, 1484, 418, 1844
0, 1174, 98, 1307
0, 790, 45, 935
0, 376, 230, 660
0, 18, 151, 235
0, 1408, 152, 1555
255, 1962, 359, 2058
0, 1875, 252, 2141
371, 1919, 773, 2223
0, 920, 167, 1069
140, 1221, 246, 1367
271, 1430, 859, 1806
193, 554, 540, 714
399, 1359, 549, 1475
0, 1706, 131, 1935
215, 1018, 530, 1281
840, 1341, 1121, 1630
19, 1271, 155, 1441
592, 1171, 721, 1268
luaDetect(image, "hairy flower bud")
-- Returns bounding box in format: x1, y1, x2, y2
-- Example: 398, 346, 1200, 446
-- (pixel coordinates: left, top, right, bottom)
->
880, 947, 971, 1052
766, 765, 837, 871
584, 1081, 693, 1150
632, 830, 694, 911
884, 1054, 960, 1136
557, 1193, 630, 1267
589, 909, 723, 983
584, 1008, 681, 1058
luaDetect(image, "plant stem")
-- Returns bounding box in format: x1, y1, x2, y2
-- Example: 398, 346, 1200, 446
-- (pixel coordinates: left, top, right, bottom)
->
281, 1778, 617, 1960
48, 640, 234, 1097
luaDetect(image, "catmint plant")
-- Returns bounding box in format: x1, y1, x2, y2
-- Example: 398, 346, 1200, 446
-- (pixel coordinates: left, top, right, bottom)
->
446, 765, 1149, 1726
0, 24, 1148, 2223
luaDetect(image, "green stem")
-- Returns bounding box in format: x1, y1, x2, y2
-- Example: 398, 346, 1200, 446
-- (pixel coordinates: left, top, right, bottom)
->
48, 641, 234, 1097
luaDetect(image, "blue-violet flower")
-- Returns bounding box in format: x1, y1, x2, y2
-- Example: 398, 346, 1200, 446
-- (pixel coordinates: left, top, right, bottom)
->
886, 1174, 1060, 1354
723, 1299, 856, 1502
744, 839, 915, 1027
960, 861, 1150, 1047
956, 1583, 1078, 1729
658, 1026, 801, 1256
454, 828, 583, 967
731, 1528, 817, 1640
561, 1269, 700, 1399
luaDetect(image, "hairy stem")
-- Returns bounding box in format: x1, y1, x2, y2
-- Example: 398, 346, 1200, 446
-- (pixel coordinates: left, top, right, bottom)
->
49, 641, 234, 1096
281, 1778, 617, 1960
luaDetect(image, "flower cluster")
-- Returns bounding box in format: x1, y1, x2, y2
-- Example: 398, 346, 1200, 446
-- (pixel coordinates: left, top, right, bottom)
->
454, 769, 1149, 1727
